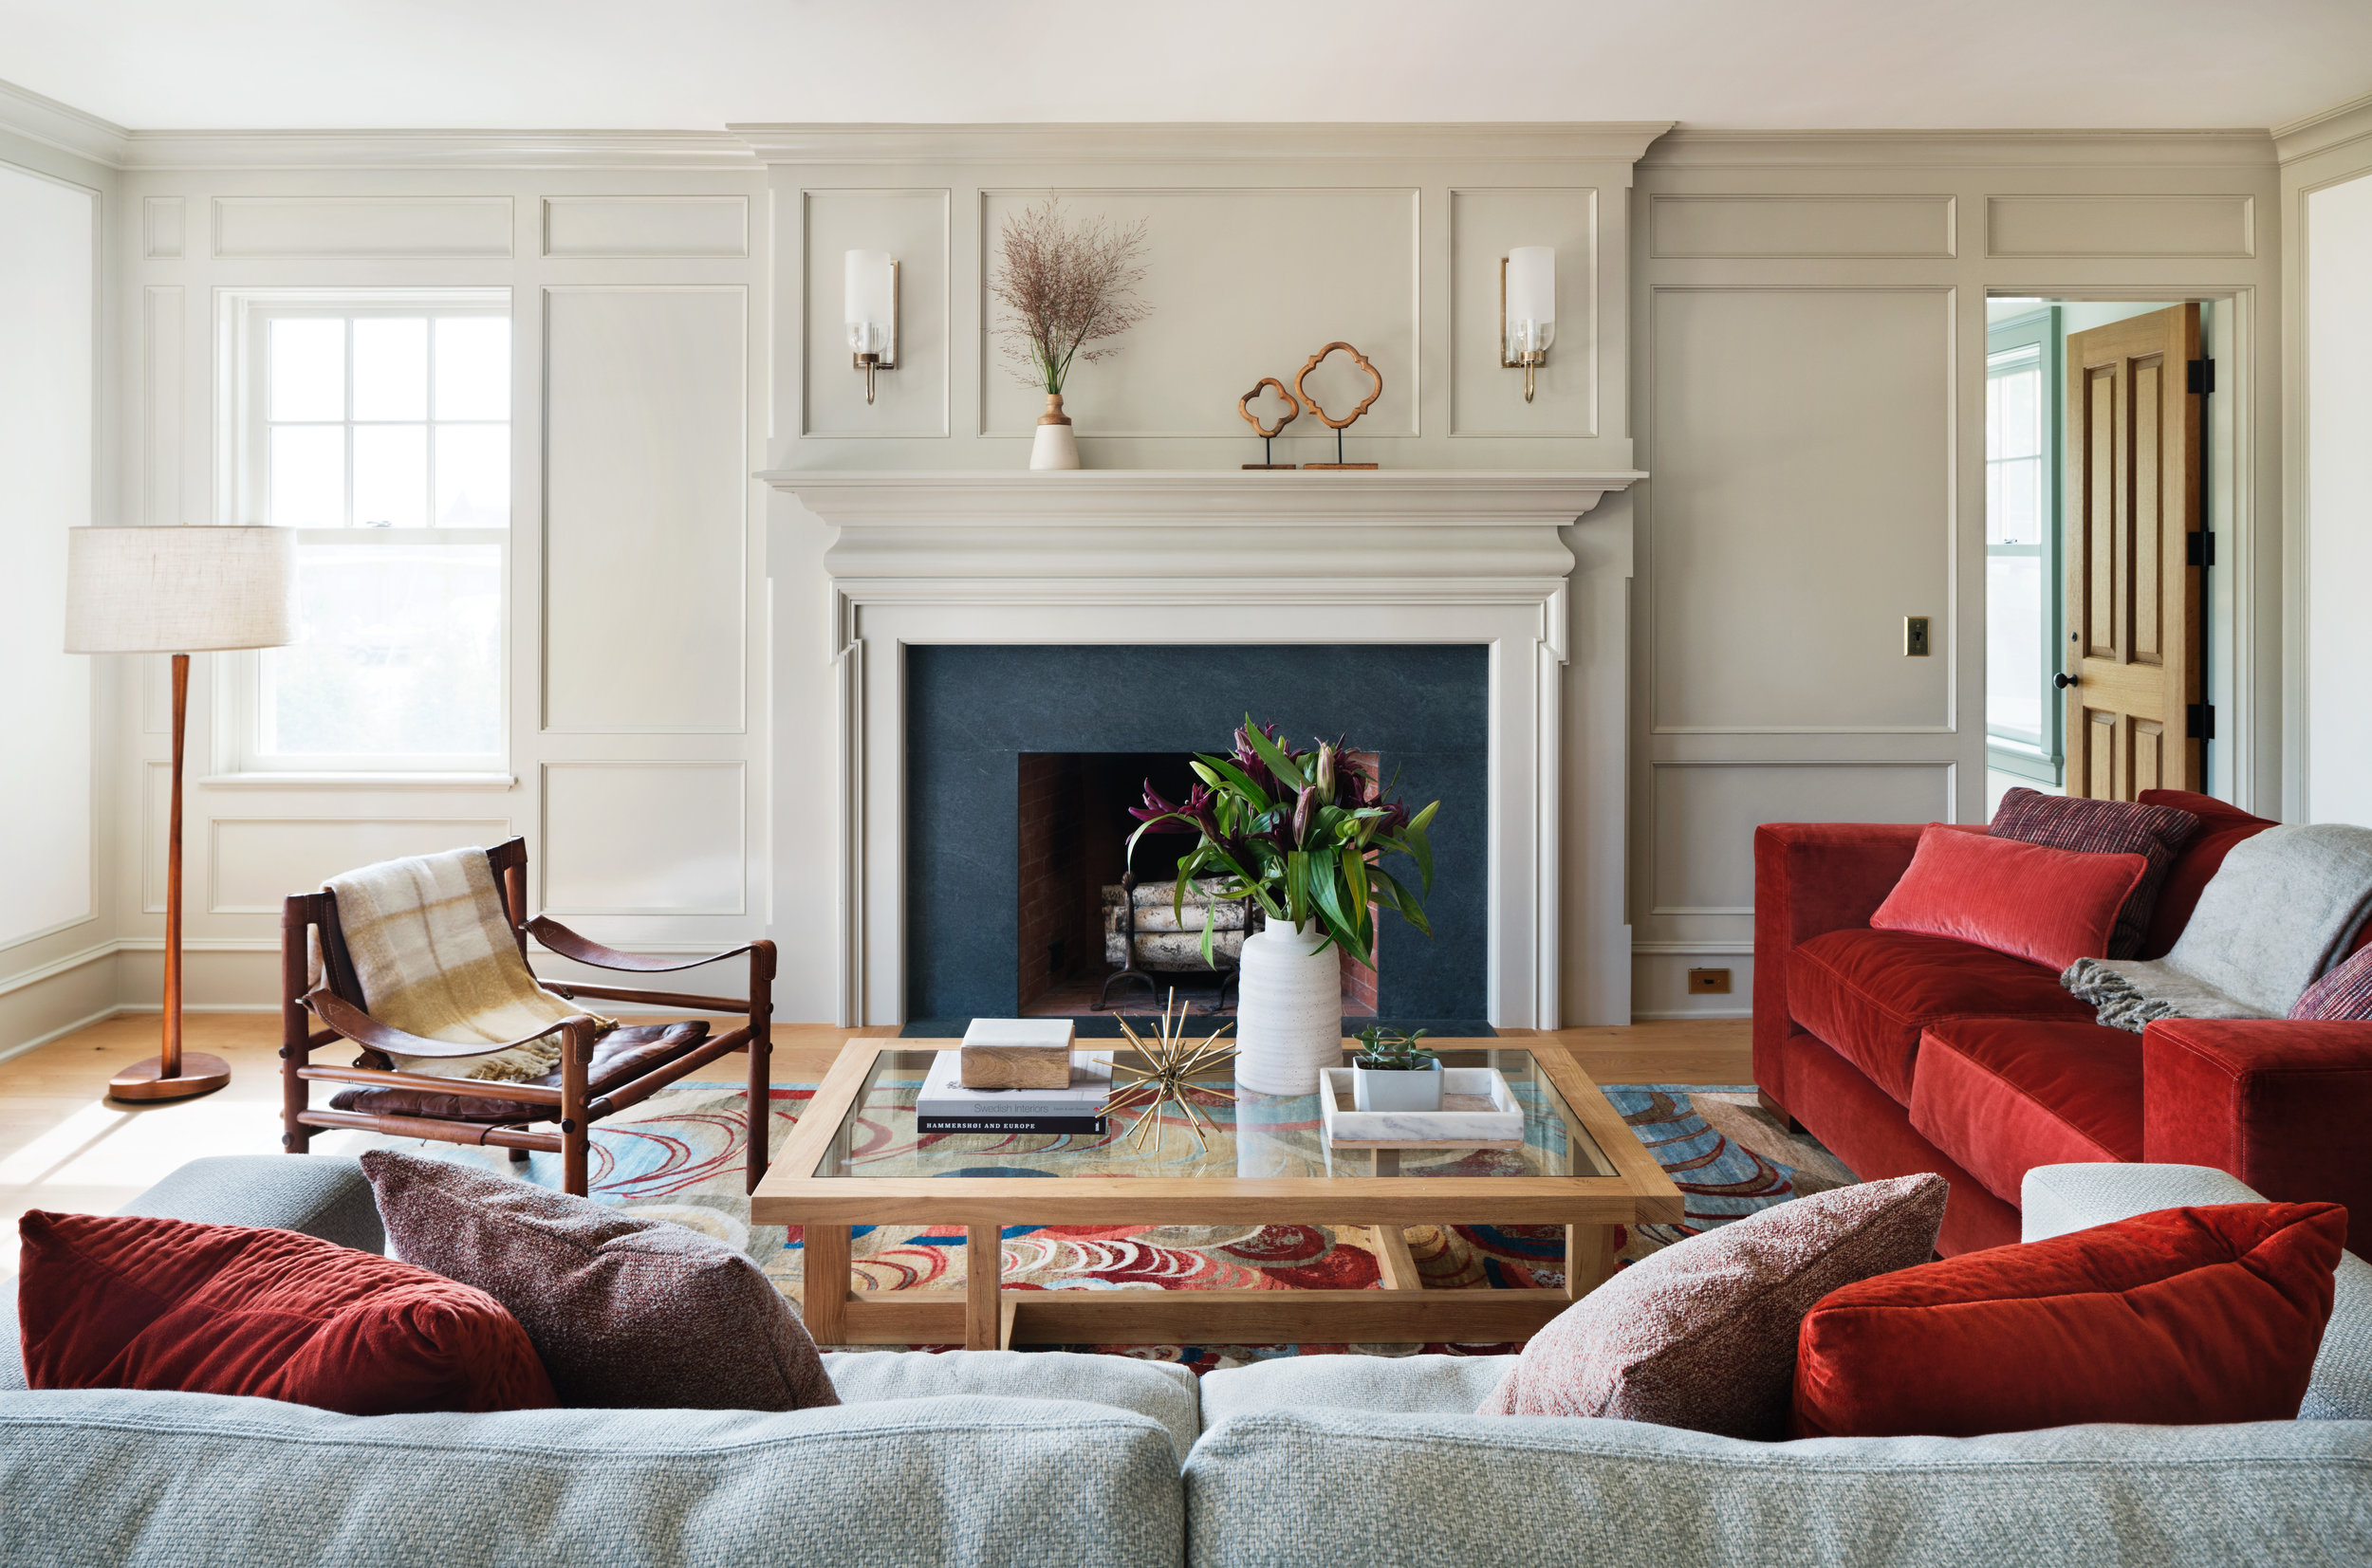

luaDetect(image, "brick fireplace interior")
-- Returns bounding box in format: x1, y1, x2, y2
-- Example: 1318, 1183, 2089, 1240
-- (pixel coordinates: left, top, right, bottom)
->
1014, 750, 1381, 1020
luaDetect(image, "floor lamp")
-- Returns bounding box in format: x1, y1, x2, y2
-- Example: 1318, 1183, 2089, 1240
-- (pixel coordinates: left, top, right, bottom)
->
65, 526, 295, 1102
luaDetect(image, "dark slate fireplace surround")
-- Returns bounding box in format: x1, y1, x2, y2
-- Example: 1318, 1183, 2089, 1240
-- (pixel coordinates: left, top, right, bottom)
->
903, 643, 1491, 1036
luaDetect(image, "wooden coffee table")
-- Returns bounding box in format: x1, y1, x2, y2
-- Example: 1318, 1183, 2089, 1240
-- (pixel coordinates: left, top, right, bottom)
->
751, 1039, 1683, 1349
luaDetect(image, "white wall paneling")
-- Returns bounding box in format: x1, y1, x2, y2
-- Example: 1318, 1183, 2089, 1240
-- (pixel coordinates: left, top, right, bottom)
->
799, 188, 949, 437
543, 194, 750, 259
542, 285, 750, 733
208, 817, 515, 913
143, 194, 182, 257
0, 158, 99, 952
211, 195, 515, 258
1986, 194, 2255, 259
141, 285, 183, 524
1634, 129, 2283, 1016
1450, 188, 1600, 437
1650, 194, 1957, 261
541, 762, 746, 915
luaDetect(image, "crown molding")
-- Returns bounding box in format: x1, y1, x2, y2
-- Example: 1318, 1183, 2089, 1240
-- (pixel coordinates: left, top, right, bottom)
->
0, 77, 130, 168
2273, 91, 2372, 168
114, 128, 761, 172
729, 121, 1675, 167
1643, 126, 2277, 171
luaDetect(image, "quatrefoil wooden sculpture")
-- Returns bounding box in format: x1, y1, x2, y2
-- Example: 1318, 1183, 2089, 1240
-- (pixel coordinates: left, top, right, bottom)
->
1293, 341, 1382, 469
1237, 376, 1300, 469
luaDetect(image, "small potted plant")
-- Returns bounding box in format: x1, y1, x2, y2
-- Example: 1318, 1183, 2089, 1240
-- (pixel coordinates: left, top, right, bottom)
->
1350, 1026, 1441, 1114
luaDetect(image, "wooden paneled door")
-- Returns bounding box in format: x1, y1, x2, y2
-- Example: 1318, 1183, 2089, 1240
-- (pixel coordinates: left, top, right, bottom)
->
2062, 304, 2204, 799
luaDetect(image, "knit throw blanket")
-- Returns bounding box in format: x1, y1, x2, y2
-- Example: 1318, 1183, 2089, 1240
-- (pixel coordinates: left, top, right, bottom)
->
2063, 822, 2372, 1033
325, 848, 608, 1082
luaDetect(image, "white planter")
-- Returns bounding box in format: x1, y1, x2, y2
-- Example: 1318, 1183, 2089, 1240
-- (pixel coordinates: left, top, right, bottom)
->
1351, 1060, 1443, 1113
1029, 393, 1081, 470
1234, 920, 1342, 1095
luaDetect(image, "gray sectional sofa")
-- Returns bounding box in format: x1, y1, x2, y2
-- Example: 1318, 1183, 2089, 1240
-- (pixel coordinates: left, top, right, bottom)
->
4, 1156, 2368, 1566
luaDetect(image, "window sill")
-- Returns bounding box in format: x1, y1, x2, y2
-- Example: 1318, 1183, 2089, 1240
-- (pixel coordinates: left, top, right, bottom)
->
197, 772, 519, 791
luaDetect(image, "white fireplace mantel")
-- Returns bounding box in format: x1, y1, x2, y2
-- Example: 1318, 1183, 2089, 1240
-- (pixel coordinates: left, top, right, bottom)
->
761, 469, 1642, 1029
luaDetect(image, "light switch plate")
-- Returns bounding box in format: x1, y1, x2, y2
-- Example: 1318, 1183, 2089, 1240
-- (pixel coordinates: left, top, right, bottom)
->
1904, 616, 1932, 656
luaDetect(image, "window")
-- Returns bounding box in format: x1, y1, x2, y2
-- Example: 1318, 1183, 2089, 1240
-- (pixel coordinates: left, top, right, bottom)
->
1985, 309, 2062, 784
225, 293, 510, 774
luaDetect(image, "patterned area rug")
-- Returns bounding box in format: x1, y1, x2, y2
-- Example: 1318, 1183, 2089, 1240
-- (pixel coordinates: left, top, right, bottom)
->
387, 1079, 1855, 1372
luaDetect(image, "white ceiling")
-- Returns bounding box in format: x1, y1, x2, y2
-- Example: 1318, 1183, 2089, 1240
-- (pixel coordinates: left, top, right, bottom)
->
2, 0, 2366, 135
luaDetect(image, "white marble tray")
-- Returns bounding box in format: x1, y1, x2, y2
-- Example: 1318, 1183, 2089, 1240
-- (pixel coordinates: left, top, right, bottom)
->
1317, 1066, 1526, 1150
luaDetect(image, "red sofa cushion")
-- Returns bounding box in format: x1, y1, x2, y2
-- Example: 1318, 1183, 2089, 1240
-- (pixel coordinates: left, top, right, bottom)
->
17, 1210, 558, 1415
1788, 929, 2096, 1106
2134, 789, 2276, 959
1793, 1203, 2344, 1438
1870, 826, 2146, 971
1908, 1019, 2144, 1206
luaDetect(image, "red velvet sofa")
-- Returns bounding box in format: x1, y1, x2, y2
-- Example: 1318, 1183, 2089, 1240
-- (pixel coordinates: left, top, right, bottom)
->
1753, 789, 2372, 1257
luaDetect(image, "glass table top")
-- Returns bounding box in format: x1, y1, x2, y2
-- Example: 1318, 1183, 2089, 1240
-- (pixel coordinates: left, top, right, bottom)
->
820, 1045, 1616, 1182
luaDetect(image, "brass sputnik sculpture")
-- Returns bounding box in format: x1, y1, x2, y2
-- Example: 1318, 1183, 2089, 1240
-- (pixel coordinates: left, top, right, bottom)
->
1104, 989, 1237, 1155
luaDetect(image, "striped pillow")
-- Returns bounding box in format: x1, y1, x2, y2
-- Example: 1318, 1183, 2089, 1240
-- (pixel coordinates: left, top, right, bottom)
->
2292, 943, 2372, 1021
1990, 788, 2202, 959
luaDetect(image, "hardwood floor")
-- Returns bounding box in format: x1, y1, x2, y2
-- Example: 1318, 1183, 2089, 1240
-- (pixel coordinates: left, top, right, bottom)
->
0, 1012, 1750, 1262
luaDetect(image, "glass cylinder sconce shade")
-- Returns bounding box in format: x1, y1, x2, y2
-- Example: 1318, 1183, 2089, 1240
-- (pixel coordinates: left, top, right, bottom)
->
843, 249, 899, 403
1501, 246, 1556, 402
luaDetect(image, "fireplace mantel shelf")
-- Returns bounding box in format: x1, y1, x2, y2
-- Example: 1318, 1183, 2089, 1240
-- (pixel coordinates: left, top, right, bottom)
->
759, 468, 1645, 529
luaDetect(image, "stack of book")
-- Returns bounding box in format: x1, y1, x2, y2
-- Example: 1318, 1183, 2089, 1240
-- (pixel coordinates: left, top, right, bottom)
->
916, 1048, 1113, 1135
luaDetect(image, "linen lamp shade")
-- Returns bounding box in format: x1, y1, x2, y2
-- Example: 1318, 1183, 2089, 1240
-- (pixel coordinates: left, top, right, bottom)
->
65, 525, 295, 655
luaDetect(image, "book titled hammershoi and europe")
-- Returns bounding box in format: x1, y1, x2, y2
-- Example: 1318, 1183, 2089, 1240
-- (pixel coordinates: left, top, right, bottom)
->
915, 1047, 1114, 1135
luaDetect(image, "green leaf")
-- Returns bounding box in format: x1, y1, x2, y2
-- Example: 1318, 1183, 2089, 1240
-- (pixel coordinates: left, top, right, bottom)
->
1408, 800, 1440, 835
1241, 720, 1307, 792
1402, 823, 1434, 895
1194, 755, 1272, 812
1372, 865, 1431, 938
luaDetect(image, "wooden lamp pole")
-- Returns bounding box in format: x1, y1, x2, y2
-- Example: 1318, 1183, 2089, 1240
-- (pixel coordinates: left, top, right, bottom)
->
65, 526, 294, 1103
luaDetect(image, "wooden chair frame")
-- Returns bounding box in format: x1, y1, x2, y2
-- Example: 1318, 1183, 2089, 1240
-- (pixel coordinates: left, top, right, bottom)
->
280, 838, 776, 1196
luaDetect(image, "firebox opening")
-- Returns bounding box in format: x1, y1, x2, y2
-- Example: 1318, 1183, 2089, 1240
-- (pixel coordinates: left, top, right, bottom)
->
1015, 750, 1380, 1021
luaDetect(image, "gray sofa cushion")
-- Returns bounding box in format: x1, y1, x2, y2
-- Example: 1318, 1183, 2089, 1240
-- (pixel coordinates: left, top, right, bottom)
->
1184, 1408, 2372, 1568
1, 1154, 382, 1393
0, 1388, 1183, 1568
2023, 1161, 2372, 1421
825, 1348, 1202, 1461
1200, 1353, 1511, 1424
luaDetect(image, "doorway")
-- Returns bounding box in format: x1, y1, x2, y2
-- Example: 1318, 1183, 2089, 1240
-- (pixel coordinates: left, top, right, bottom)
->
1984, 298, 2217, 811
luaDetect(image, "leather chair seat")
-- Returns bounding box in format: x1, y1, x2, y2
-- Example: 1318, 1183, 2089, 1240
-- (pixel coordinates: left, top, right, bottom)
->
327, 1021, 710, 1123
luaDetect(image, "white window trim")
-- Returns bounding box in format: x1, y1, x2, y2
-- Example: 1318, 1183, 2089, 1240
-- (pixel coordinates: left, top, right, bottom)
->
212, 286, 514, 780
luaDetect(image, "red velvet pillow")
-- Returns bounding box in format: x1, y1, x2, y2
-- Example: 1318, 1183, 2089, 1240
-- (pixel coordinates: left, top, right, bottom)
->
1794, 1203, 2344, 1439
1868, 824, 2147, 971
17, 1210, 557, 1415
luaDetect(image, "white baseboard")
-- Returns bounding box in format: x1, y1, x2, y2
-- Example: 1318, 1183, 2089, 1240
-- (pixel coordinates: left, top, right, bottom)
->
1630, 1006, 1753, 1022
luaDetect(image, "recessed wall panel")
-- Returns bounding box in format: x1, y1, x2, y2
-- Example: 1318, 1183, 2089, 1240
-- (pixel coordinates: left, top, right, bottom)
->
543, 286, 748, 732
213, 196, 514, 259
1651, 763, 1951, 913
976, 188, 1418, 440
1986, 194, 2253, 258
542, 763, 745, 914
1649, 286, 1954, 732
143, 195, 183, 259
1651, 194, 1955, 260
143, 286, 183, 525
803, 189, 949, 437
544, 195, 750, 259
209, 818, 513, 913
1451, 188, 1598, 436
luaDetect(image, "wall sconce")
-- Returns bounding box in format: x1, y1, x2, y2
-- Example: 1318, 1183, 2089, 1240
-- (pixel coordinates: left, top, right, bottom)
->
844, 249, 899, 404
1500, 246, 1556, 403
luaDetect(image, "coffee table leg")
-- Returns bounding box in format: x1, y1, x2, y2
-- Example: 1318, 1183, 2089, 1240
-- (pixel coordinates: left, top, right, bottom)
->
966, 1223, 1003, 1350
1567, 1223, 1619, 1300
804, 1224, 850, 1345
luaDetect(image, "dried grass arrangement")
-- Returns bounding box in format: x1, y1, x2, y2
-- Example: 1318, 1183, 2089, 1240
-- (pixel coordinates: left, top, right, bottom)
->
991, 198, 1153, 396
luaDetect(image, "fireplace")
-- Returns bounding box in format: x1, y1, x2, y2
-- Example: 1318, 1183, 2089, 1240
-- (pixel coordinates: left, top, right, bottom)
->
765, 469, 1642, 1030
904, 643, 1487, 1031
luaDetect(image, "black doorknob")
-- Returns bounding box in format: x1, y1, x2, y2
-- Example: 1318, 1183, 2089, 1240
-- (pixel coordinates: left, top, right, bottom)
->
2054, 673, 2080, 690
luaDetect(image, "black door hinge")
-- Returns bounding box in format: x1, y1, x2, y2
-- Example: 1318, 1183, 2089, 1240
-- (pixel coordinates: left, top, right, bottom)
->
2186, 530, 2216, 567
2187, 703, 2215, 741
2188, 358, 2215, 395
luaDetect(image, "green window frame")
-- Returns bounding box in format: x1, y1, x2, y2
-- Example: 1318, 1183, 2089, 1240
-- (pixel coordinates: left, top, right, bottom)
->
1986, 307, 2063, 785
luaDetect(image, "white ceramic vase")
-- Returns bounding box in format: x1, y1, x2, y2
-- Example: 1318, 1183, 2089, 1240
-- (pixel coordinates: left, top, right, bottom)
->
1234, 920, 1343, 1096
1029, 392, 1081, 470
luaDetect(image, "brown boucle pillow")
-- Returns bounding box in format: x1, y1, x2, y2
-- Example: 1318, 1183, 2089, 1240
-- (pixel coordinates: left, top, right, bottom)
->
361, 1149, 837, 1411
1480, 1172, 1948, 1440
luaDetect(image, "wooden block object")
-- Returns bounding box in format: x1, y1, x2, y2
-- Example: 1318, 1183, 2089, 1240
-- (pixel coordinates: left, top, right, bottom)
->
959, 1018, 1077, 1089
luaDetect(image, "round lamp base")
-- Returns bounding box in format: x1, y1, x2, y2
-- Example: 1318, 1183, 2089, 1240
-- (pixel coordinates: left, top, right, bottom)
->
108, 1052, 232, 1102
